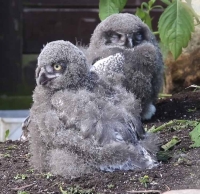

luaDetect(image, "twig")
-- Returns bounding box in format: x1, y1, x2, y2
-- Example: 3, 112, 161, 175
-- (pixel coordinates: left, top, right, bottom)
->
127, 190, 161, 194
164, 184, 170, 191
185, 84, 200, 89
48, 182, 58, 189
158, 93, 172, 98
149, 120, 198, 133
11, 183, 35, 191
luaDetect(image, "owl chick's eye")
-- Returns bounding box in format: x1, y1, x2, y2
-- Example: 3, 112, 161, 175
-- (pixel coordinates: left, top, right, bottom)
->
53, 64, 62, 71
135, 32, 143, 42
110, 33, 121, 43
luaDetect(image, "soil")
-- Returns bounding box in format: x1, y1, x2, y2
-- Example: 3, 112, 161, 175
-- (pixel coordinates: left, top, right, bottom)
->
0, 90, 200, 194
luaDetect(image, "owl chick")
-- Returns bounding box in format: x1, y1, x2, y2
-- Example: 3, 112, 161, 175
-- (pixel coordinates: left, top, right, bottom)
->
29, 40, 158, 178
86, 13, 164, 120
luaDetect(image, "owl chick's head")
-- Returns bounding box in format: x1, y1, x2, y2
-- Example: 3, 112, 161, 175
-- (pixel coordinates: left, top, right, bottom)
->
36, 40, 88, 90
89, 13, 155, 50
87, 13, 159, 65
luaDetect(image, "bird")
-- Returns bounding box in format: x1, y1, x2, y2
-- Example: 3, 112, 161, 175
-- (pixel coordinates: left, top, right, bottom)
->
86, 13, 164, 120
28, 40, 158, 178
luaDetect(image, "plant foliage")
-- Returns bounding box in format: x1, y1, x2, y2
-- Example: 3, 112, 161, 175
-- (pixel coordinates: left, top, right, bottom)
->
189, 123, 200, 148
158, 0, 195, 59
98, 0, 200, 60
99, 0, 127, 21
5, 129, 10, 140
135, 0, 163, 31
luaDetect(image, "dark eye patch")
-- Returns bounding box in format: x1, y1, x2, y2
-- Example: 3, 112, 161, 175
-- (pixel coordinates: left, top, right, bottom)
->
133, 30, 144, 46
135, 32, 143, 41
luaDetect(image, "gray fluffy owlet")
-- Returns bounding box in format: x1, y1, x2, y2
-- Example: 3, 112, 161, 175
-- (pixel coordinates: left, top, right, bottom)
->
86, 13, 164, 120
28, 40, 158, 178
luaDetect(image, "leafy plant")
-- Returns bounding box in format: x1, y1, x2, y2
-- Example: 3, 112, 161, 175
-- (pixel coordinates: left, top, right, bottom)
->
26, 169, 34, 173
5, 129, 10, 140
148, 119, 200, 148
158, 0, 195, 59
60, 186, 94, 194
139, 175, 150, 188
43, 172, 53, 179
135, 0, 163, 31
3, 153, 10, 158
99, 0, 127, 21
107, 184, 115, 189
148, 119, 199, 133
17, 191, 30, 194
6, 145, 17, 150
99, 0, 200, 59
14, 174, 28, 180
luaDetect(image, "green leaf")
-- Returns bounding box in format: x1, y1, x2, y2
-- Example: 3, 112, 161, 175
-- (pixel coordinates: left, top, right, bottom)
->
99, 0, 127, 21
185, 0, 200, 24
156, 150, 172, 162
135, 8, 153, 30
5, 129, 10, 140
185, 0, 192, 6
60, 186, 68, 194
148, 0, 156, 8
189, 123, 200, 148
141, 2, 149, 10
135, 8, 146, 20
161, 0, 172, 6
158, 0, 194, 59
144, 13, 153, 30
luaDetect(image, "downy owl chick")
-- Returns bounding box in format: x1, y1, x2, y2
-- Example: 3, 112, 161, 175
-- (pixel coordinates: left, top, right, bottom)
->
29, 40, 158, 178
86, 13, 164, 120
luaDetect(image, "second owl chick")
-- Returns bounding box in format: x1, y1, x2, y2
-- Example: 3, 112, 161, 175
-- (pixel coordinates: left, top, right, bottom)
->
86, 13, 164, 120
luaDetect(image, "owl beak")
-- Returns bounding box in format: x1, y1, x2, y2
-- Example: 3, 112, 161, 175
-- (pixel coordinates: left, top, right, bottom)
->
36, 67, 53, 86
126, 34, 133, 48
38, 73, 49, 85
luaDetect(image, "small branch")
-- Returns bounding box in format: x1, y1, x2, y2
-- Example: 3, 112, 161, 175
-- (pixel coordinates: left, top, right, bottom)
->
11, 183, 35, 191
149, 120, 198, 133
149, 120, 174, 133
185, 84, 200, 89
158, 93, 172, 98
153, 31, 159, 35
127, 190, 161, 194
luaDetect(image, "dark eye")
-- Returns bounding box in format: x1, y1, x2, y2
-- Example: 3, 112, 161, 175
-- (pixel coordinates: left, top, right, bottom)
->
135, 32, 143, 42
53, 63, 62, 71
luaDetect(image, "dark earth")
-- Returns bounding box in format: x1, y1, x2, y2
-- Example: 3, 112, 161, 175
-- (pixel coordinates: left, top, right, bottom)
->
0, 90, 200, 194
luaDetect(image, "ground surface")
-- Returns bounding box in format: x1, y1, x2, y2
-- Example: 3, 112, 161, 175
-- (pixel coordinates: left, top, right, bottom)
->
0, 90, 200, 194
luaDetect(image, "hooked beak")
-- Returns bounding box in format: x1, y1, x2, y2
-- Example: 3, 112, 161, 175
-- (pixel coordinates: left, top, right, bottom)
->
126, 34, 133, 48
36, 67, 54, 86
38, 73, 49, 85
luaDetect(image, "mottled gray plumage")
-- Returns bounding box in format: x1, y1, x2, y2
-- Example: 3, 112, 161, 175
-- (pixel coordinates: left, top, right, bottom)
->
86, 13, 164, 120
29, 40, 158, 178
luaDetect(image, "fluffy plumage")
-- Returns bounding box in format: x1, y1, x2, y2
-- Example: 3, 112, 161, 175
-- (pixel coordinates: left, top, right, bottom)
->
29, 40, 158, 178
86, 13, 164, 120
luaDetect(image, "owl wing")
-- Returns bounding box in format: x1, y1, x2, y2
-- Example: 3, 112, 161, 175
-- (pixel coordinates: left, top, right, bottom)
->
90, 52, 125, 74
